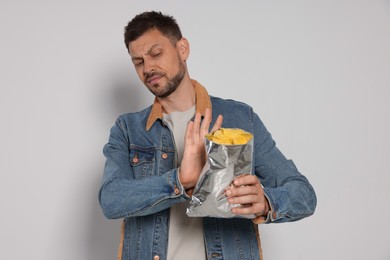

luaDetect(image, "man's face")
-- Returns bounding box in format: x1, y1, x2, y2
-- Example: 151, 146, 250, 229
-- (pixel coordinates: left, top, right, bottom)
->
128, 29, 185, 98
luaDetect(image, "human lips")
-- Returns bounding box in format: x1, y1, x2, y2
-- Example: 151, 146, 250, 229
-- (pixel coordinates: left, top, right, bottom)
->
145, 72, 165, 86
147, 75, 161, 85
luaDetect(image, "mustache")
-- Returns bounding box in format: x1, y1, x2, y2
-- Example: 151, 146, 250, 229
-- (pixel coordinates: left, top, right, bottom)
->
144, 71, 166, 82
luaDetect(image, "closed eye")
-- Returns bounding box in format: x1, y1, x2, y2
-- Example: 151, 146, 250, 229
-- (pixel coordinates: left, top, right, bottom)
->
151, 52, 161, 58
132, 58, 144, 66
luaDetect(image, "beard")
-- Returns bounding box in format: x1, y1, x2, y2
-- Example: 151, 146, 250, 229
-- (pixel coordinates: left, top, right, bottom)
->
144, 61, 185, 98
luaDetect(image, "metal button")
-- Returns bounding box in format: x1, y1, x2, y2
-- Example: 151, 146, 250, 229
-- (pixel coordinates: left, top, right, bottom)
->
174, 187, 180, 195
161, 153, 168, 159
132, 157, 139, 163
154, 255, 160, 260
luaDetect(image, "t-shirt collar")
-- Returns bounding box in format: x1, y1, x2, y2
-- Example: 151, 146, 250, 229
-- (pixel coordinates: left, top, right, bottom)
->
146, 79, 212, 131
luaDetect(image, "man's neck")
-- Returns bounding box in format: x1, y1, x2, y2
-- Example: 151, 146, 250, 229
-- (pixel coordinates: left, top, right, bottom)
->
158, 76, 195, 114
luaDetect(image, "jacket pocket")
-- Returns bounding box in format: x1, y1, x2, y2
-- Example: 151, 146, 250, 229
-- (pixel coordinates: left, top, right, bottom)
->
129, 148, 155, 179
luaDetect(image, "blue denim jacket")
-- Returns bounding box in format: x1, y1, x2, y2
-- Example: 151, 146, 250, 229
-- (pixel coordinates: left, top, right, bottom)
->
99, 81, 316, 260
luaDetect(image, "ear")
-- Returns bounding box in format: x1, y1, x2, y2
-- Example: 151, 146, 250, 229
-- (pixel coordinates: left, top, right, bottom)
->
176, 37, 190, 61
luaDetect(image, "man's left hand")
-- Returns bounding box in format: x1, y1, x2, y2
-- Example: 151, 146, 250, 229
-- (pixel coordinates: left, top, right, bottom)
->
225, 175, 270, 217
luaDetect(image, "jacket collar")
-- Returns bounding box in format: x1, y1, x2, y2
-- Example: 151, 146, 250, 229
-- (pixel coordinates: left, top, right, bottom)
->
146, 79, 212, 131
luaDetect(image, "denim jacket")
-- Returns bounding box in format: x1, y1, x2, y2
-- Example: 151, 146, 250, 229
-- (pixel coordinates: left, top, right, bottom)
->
99, 80, 317, 260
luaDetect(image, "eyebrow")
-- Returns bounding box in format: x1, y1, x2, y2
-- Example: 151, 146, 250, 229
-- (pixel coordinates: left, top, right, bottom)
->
131, 44, 161, 61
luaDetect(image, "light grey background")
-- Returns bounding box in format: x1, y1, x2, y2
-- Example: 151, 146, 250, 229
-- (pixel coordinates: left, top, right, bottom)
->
1, 1, 389, 259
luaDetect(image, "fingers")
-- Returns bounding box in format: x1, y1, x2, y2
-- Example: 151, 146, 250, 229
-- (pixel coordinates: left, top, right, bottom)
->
231, 203, 267, 216
225, 175, 269, 216
232, 175, 260, 187
203, 107, 223, 134
210, 114, 223, 133
200, 108, 212, 136
226, 183, 260, 197
227, 185, 267, 216
228, 193, 259, 205
185, 120, 194, 143
193, 108, 223, 138
193, 112, 202, 141
228, 189, 268, 216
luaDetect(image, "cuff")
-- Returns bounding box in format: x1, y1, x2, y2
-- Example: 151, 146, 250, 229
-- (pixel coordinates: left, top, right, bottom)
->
173, 167, 190, 199
252, 210, 273, 224
252, 188, 275, 224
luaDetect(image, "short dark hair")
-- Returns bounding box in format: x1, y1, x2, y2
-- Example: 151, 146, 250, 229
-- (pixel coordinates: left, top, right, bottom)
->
124, 11, 183, 50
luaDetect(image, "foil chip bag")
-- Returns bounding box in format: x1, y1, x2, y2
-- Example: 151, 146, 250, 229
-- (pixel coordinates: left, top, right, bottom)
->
186, 128, 256, 219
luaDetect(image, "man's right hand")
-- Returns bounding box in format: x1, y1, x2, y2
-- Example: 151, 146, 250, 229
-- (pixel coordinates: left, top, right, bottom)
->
179, 108, 223, 191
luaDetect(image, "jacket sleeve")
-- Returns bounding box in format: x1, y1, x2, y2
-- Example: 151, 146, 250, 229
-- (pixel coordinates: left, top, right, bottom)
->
98, 118, 188, 219
251, 110, 317, 223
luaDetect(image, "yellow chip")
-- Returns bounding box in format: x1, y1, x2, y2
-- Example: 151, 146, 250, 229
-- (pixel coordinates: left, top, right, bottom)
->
206, 128, 253, 145
232, 136, 247, 145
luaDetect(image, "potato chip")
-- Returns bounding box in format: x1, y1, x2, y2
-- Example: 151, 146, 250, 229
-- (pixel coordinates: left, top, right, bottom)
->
206, 128, 253, 145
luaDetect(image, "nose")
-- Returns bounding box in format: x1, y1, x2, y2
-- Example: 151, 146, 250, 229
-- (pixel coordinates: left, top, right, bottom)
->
143, 60, 155, 76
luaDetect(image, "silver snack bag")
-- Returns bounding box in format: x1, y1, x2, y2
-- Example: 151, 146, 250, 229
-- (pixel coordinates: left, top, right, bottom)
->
186, 128, 256, 219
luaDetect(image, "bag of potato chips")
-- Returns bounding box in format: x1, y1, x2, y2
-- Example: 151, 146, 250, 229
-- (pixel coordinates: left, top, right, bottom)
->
186, 128, 256, 219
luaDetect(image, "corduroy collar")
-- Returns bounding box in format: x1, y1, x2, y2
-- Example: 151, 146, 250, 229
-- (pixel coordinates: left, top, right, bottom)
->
146, 80, 212, 131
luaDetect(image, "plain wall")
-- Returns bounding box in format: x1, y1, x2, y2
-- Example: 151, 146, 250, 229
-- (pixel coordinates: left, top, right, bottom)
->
1, 1, 389, 259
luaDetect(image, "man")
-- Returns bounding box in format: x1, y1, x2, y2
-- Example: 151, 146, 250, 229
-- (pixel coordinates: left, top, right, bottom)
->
99, 11, 316, 260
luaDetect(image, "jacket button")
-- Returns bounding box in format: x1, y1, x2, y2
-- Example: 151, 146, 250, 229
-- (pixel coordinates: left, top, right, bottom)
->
132, 157, 139, 163
154, 255, 160, 260
174, 187, 180, 195
161, 153, 168, 159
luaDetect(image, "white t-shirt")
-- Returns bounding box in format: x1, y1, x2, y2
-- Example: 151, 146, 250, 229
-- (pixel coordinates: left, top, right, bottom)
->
163, 106, 206, 260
